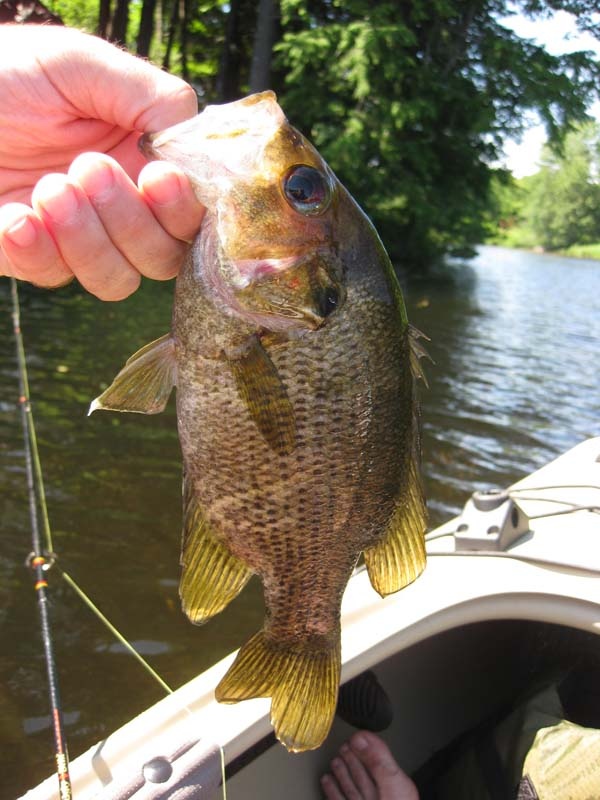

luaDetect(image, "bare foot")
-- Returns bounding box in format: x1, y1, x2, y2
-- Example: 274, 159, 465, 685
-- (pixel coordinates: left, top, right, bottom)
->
321, 731, 419, 800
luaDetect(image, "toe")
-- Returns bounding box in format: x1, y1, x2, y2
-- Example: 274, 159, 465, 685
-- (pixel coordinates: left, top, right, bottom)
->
350, 732, 419, 800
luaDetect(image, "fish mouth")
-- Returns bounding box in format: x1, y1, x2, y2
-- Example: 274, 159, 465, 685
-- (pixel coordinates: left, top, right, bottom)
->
137, 93, 285, 168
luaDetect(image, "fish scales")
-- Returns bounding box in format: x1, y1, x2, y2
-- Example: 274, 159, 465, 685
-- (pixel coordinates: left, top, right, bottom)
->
176, 294, 409, 635
90, 91, 427, 752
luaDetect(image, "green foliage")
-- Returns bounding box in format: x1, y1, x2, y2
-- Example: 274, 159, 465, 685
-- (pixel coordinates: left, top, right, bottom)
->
485, 122, 600, 252
51, 0, 99, 30
276, 0, 600, 268
53, 0, 600, 269
484, 172, 537, 247
526, 122, 600, 249
559, 242, 600, 259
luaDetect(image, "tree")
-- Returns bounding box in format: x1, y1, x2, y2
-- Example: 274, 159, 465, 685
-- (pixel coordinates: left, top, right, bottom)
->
97, 0, 111, 38
527, 122, 600, 249
275, 0, 600, 268
249, 0, 278, 91
26, 0, 600, 269
136, 0, 158, 57
110, 0, 130, 44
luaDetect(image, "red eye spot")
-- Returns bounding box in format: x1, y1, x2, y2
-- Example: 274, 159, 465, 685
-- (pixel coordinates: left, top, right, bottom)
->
288, 277, 301, 290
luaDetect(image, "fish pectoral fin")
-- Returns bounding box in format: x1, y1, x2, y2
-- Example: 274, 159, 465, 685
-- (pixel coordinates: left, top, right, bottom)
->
408, 324, 432, 387
227, 335, 297, 456
89, 334, 176, 415
215, 631, 341, 753
180, 480, 252, 624
363, 459, 427, 597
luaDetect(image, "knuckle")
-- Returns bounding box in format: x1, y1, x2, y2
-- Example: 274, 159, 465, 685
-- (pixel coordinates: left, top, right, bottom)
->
85, 267, 141, 301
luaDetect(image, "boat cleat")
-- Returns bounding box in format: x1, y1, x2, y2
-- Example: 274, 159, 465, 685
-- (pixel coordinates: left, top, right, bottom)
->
454, 489, 531, 552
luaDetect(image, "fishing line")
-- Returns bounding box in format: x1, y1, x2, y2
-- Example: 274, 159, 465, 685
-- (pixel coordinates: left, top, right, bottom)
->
425, 483, 600, 572
426, 549, 600, 574
59, 571, 229, 799
60, 570, 174, 696
10, 278, 228, 800
510, 483, 600, 494
11, 277, 72, 800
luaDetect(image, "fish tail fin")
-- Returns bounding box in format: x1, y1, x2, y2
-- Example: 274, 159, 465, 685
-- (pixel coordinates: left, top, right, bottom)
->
215, 631, 341, 752
363, 459, 427, 596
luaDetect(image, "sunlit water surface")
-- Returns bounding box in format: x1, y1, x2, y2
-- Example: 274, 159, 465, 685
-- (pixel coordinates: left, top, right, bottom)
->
1, 245, 598, 796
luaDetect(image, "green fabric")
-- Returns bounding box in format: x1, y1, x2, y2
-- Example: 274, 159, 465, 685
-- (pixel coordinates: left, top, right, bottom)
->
522, 719, 600, 799
434, 685, 600, 799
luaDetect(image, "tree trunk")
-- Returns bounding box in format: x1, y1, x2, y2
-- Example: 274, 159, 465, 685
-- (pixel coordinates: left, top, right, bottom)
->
249, 0, 278, 92
180, 0, 190, 82
97, 0, 111, 38
217, 0, 244, 101
111, 0, 130, 45
163, 0, 179, 71
137, 0, 157, 57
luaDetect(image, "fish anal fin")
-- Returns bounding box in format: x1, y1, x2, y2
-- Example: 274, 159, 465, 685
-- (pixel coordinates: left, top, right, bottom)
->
228, 335, 296, 456
215, 631, 341, 753
364, 460, 427, 597
89, 333, 176, 415
180, 480, 252, 624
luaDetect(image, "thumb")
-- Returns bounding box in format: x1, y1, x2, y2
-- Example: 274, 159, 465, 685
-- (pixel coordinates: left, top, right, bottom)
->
29, 26, 199, 133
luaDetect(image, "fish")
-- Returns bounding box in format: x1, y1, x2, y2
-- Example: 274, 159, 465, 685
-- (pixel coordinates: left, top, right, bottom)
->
89, 91, 428, 752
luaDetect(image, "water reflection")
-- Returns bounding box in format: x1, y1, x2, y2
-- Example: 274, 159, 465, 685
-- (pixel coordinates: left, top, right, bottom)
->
405, 245, 600, 523
1, 246, 599, 795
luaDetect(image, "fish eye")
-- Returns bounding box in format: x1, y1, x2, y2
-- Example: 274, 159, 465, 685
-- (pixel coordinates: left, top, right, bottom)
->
282, 165, 331, 216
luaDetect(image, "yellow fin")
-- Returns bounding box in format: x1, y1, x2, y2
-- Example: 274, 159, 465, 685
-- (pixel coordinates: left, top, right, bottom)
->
89, 334, 176, 415
228, 336, 296, 456
364, 460, 427, 597
215, 631, 341, 752
180, 482, 252, 624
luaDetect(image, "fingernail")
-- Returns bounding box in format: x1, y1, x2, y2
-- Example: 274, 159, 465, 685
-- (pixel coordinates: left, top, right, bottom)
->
353, 734, 368, 751
144, 172, 183, 206
42, 184, 81, 225
3, 216, 37, 248
82, 162, 115, 201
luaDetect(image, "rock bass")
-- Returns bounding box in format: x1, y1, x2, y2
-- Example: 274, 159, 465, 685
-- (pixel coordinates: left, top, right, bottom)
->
90, 91, 428, 752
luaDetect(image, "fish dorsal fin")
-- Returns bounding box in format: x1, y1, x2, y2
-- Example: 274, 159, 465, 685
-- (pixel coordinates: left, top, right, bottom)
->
89, 334, 176, 415
215, 630, 341, 752
180, 475, 252, 624
227, 335, 297, 456
363, 459, 427, 596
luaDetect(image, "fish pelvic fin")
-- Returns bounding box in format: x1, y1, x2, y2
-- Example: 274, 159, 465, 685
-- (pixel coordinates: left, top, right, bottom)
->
89, 334, 176, 415
363, 459, 427, 597
180, 479, 252, 624
215, 631, 341, 753
228, 335, 297, 456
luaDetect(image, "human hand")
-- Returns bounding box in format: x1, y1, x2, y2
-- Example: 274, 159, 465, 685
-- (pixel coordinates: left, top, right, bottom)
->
0, 25, 205, 300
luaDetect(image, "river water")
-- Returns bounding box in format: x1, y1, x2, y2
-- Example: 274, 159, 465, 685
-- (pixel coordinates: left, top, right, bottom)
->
1, 245, 598, 796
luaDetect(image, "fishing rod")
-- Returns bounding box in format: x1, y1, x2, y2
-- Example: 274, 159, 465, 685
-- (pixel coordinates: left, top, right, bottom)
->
9, 278, 229, 800
10, 277, 72, 800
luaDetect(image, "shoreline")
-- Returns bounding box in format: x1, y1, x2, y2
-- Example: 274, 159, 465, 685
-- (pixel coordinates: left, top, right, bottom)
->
483, 241, 600, 262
